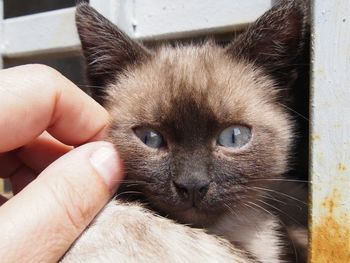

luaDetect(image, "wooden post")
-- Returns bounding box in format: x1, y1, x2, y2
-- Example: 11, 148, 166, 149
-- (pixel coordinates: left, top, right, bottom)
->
310, 0, 350, 262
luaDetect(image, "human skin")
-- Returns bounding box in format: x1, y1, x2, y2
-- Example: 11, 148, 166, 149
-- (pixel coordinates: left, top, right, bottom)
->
0, 64, 124, 262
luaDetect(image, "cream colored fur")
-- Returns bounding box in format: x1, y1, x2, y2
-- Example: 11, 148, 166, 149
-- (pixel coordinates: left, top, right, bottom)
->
61, 201, 255, 263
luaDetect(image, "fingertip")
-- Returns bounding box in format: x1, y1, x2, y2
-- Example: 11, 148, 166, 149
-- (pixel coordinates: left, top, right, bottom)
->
89, 143, 123, 193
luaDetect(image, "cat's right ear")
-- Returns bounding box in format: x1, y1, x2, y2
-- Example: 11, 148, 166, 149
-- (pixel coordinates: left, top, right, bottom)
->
225, 0, 309, 89
76, 3, 151, 104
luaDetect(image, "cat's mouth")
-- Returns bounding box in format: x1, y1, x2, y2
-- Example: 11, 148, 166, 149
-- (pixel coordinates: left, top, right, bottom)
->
147, 198, 224, 227
167, 206, 221, 227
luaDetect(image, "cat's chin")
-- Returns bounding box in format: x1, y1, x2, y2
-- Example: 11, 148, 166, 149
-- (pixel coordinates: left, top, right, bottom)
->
159, 206, 223, 228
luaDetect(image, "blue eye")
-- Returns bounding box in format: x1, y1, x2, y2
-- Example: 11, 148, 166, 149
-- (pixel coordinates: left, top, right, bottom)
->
218, 126, 251, 148
134, 127, 165, 149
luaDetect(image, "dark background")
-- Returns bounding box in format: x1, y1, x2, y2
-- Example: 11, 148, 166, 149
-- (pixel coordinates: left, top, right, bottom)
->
4, 0, 88, 18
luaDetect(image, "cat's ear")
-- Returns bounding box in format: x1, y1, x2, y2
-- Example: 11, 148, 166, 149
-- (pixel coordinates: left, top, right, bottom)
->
76, 3, 151, 103
226, 0, 309, 87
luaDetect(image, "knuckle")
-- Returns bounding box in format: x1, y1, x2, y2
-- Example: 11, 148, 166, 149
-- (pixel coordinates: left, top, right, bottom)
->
47, 176, 93, 233
24, 64, 58, 77
25, 64, 63, 91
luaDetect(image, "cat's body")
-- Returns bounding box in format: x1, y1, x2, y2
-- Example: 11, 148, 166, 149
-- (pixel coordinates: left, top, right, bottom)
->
62, 201, 255, 263
62, 1, 309, 262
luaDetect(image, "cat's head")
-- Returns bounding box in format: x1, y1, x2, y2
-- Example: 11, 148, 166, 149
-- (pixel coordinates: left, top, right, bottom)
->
76, 1, 308, 226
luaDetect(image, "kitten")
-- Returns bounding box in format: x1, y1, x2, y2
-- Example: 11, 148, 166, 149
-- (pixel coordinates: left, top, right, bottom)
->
62, 0, 309, 262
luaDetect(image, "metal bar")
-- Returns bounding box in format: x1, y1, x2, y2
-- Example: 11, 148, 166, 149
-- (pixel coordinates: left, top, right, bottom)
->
310, 0, 350, 262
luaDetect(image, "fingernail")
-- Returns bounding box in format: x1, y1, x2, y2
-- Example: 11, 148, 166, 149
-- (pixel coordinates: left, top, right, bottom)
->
89, 145, 121, 192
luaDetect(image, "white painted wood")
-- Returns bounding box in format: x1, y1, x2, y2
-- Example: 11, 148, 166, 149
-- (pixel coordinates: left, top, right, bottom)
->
90, 0, 134, 36
2, 7, 80, 58
310, 0, 350, 261
133, 0, 271, 40
90, 0, 118, 20
2, 1, 271, 58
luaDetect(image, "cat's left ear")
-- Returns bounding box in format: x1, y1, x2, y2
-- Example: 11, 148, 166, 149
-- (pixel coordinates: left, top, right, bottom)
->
226, 0, 309, 87
76, 4, 151, 103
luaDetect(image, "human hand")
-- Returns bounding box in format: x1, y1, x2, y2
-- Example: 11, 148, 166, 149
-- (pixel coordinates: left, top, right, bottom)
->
0, 65, 124, 262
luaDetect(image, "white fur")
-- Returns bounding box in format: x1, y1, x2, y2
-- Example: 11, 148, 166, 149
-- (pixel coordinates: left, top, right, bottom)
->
61, 201, 254, 263
210, 209, 284, 263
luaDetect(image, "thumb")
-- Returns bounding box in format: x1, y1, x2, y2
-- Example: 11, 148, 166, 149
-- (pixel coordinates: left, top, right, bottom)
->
0, 141, 123, 263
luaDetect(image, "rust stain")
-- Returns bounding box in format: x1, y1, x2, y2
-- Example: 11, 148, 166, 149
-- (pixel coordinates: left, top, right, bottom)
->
322, 189, 341, 214
312, 134, 321, 141
312, 216, 350, 263
311, 189, 350, 263
338, 163, 347, 172
322, 198, 336, 214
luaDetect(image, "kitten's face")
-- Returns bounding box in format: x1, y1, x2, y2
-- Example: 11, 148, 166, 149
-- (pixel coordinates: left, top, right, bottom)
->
104, 45, 292, 225
76, 1, 307, 226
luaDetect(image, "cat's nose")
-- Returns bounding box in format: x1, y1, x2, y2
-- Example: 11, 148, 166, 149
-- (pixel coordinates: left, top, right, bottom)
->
173, 178, 210, 204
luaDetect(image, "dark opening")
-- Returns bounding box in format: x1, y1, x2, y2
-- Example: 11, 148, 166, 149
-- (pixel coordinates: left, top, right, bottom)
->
4, 0, 89, 19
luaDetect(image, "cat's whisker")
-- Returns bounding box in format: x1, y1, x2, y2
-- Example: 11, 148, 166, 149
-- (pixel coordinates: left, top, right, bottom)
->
102, 179, 134, 184
248, 186, 307, 205
115, 191, 143, 199
260, 194, 288, 206
255, 200, 301, 263
124, 183, 143, 188
254, 199, 300, 262
112, 178, 157, 185
242, 185, 288, 206
245, 201, 277, 224
249, 178, 309, 184
245, 185, 306, 210
242, 202, 259, 213
247, 186, 304, 209
255, 199, 303, 226
108, 179, 150, 186
223, 203, 239, 219
123, 183, 158, 189
245, 200, 285, 241
121, 180, 154, 184
77, 84, 105, 89
264, 192, 304, 212
277, 102, 309, 122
